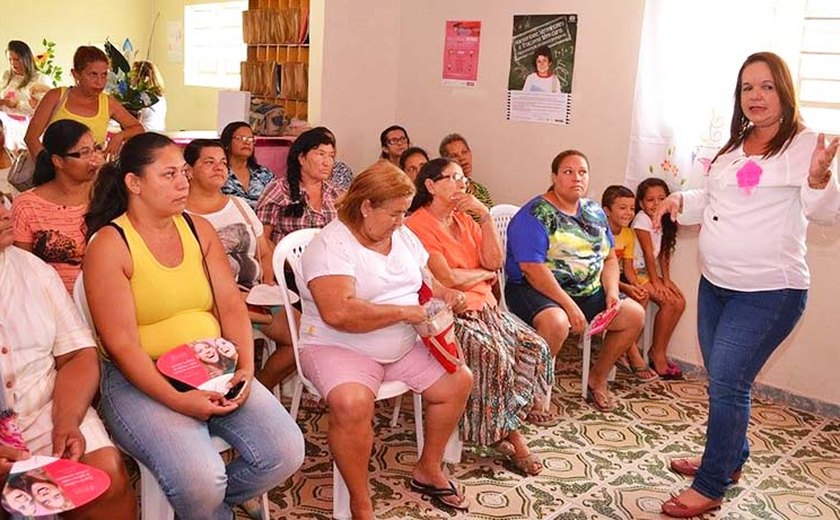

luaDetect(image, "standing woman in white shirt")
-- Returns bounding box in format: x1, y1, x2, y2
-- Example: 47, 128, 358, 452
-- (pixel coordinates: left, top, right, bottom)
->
654, 52, 840, 518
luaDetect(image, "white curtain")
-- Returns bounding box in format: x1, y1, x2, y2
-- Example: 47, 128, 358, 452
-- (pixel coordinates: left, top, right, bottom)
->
625, 0, 804, 191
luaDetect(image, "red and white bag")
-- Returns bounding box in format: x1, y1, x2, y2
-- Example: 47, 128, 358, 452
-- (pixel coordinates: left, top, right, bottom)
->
415, 283, 464, 373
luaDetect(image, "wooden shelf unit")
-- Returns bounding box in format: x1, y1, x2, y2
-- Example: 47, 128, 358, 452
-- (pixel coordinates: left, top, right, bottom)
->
243, 0, 310, 121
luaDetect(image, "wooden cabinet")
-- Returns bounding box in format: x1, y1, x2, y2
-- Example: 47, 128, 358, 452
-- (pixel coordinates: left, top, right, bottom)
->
241, 0, 310, 120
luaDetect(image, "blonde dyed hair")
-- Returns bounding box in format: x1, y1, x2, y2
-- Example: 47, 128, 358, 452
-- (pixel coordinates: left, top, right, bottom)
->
338, 159, 415, 230
131, 60, 165, 96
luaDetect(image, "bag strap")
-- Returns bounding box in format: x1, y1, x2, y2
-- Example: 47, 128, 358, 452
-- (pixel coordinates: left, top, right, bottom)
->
182, 212, 222, 323
105, 222, 128, 245
48, 88, 71, 123
229, 196, 265, 284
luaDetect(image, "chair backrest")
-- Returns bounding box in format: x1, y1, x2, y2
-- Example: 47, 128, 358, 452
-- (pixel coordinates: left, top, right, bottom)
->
73, 274, 94, 331
489, 204, 519, 310
271, 227, 320, 391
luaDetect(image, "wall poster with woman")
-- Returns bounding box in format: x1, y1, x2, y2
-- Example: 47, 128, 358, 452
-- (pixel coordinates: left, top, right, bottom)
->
505, 14, 577, 125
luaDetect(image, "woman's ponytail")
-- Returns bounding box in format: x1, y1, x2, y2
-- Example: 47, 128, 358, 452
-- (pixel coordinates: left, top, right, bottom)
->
32, 149, 56, 186
85, 162, 129, 241
85, 132, 175, 241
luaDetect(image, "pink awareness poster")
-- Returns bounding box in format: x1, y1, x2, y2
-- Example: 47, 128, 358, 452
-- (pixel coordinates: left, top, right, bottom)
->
442, 21, 481, 87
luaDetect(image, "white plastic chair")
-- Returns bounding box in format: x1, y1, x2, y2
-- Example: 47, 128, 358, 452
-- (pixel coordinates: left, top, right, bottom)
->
273, 228, 432, 520
489, 204, 519, 311
73, 275, 271, 520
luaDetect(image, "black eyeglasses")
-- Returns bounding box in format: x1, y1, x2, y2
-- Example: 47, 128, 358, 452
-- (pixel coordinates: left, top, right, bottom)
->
64, 145, 104, 160
386, 136, 409, 146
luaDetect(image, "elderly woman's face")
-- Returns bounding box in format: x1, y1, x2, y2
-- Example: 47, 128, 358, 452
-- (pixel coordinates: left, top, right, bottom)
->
361, 196, 412, 242
551, 154, 589, 201
429, 162, 468, 204
299, 144, 335, 181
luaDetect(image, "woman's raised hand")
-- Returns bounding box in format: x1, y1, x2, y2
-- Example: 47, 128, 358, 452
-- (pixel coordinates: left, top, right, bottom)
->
809, 133, 839, 185
451, 192, 486, 217
652, 193, 682, 231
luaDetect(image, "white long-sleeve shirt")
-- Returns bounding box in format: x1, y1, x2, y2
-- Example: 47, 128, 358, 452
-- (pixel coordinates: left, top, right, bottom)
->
679, 129, 840, 291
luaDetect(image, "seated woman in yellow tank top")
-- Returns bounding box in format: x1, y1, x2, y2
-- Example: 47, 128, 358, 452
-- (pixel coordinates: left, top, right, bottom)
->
83, 133, 304, 520
25, 46, 142, 160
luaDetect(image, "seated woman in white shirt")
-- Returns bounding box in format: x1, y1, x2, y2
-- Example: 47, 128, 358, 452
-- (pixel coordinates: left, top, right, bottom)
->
131, 61, 166, 132
0, 202, 135, 519
184, 138, 295, 393
297, 161, 472, 518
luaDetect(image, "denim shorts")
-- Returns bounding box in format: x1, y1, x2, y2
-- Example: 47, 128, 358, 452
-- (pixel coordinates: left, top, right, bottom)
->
505, 281, 607, 325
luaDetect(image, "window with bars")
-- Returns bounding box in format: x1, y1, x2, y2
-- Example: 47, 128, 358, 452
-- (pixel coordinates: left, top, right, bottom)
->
184, 1, 248, 88
797, 0, 840, 135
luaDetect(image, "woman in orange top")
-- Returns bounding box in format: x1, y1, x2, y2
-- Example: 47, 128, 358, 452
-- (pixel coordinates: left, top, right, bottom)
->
12, 120, 101, 291
406, 158, 553, 476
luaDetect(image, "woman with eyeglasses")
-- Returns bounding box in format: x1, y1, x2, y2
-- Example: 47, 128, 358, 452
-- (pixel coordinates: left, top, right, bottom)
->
406, 158, 554, 475
379, 124, 410, 166
1, 40, 52, 151
25, 46, 143, 160
255, 127, 340, 244
219, 121, 275, 209
12, 120, 102, 292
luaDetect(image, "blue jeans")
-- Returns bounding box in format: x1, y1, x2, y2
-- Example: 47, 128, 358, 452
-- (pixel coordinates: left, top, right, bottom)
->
100, 362, 305, 520
692, 277, 806, 499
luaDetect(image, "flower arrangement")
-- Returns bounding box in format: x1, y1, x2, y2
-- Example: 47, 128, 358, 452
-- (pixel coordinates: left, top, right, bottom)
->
34, 40, 63, 87
104, 38, 159, 114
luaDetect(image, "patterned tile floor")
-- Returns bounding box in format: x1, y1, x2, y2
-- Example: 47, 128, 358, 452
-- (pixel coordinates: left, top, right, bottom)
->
226, 345, 839, 520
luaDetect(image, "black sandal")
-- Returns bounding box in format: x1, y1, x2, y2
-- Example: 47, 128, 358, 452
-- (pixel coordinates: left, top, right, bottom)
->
410, 478, 470, 511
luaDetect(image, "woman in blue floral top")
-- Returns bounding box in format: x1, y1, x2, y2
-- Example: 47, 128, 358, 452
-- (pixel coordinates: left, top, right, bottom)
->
504, 149, 645, 412
220, 121, 275, 208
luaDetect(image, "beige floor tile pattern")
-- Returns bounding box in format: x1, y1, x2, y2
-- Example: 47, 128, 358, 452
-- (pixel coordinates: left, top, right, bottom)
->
221, 346, 839, 519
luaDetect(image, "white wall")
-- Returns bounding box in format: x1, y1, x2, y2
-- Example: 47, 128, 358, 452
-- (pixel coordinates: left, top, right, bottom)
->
394, 0, 645, 205
316, 0, 840, 406
316, 0, 402, 170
